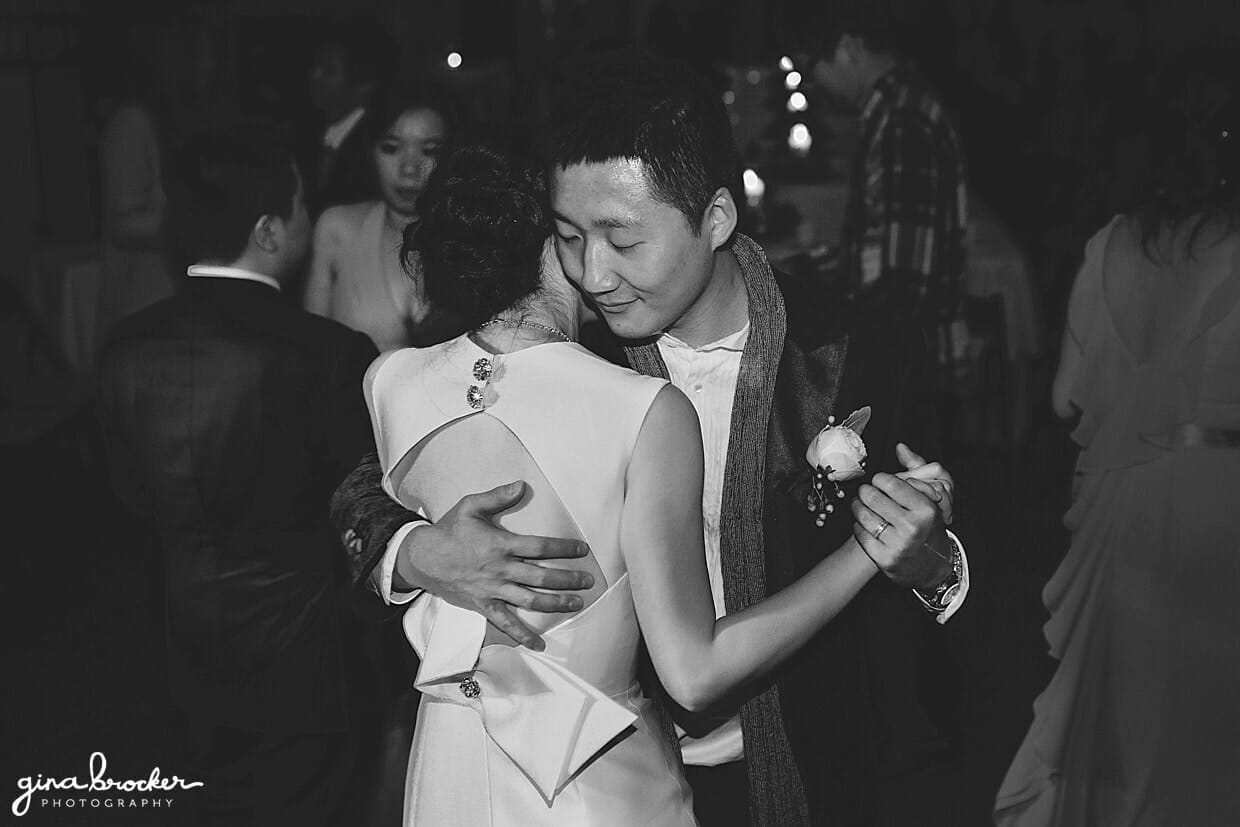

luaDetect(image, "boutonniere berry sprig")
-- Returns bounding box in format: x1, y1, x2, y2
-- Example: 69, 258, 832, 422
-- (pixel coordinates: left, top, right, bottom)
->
805, 406, 871, 527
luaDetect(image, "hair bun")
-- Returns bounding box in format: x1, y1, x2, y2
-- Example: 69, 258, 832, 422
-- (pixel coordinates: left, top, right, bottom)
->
406, 140, 550, 328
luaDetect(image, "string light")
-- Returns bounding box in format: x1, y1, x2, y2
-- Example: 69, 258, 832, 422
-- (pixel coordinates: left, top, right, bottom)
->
447, 52, 462, 69
747, 69, 762, 85
742, 168, 766, 207
779, 55, 794, 72
787, 91, 808, 112
784, 70, 802, 90
788, 123, 812, 155
723, 90, 736, 105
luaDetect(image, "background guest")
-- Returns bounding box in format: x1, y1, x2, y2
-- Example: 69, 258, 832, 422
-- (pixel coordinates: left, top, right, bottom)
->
996, 49, 1240, 826
95, 41, 177, 348
811, 1, 968, 425
304, 82, 458, 351
96, 129, 378, 825
305, 19, 399, 214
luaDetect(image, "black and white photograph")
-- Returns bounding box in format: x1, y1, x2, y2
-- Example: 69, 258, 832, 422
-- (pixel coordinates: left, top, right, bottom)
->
4, 0, 1238, 824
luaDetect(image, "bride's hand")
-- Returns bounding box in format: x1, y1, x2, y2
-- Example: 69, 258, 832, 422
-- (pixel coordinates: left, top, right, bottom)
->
894, 443, 954, 525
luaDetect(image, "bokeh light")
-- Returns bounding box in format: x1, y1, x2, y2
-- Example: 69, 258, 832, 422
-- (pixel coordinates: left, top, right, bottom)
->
788, 123, 812, 153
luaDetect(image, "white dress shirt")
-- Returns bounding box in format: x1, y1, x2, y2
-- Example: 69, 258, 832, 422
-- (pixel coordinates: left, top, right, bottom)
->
186, 264, 280, 292
322, 107, 366, 151
378, 520, 424, 606
658, 324, 750, 766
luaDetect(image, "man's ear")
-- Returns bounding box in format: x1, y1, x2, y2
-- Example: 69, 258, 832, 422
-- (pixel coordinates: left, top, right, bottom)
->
252, 214, 281, 254
703, 186, 738, 250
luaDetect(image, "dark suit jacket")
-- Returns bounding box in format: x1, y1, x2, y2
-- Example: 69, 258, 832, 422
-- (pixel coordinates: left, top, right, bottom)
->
330, 251, 963, 824
97, 275, 379, 735
304, 115, 376, 215
757, 271, 963, 825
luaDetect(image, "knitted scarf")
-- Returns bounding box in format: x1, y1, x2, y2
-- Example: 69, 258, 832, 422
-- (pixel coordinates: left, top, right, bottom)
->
625, 234, 811, 827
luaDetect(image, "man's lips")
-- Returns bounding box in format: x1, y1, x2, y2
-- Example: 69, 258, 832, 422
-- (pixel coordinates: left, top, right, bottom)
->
593, 298, 637, 311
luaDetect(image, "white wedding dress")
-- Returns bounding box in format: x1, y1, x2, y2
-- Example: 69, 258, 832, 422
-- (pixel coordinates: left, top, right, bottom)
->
367, 334, 698, 826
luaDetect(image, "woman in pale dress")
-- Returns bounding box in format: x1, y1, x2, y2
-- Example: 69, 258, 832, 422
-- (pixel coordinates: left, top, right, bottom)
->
995, 54, 1240, 826
304, 83, 457, 351
366, 139, 954, 826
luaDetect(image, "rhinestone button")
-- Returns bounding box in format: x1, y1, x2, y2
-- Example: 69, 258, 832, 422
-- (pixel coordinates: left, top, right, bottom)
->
466, 385, 485, 410
459, 676, 481, 699
472, 357, 493, 382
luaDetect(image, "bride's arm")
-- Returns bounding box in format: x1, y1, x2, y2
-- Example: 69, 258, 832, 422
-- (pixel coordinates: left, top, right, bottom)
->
623, 385, 879, 713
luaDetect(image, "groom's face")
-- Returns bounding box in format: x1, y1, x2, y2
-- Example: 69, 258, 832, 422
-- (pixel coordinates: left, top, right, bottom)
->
551, 158, 717, 341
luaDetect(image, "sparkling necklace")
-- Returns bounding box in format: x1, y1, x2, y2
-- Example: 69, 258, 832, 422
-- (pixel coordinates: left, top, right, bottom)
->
466, 318, 573, 410
476, 317, 573, 343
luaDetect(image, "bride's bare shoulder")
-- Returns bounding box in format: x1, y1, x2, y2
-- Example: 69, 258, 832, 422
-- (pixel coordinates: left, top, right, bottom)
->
634, 383, 699, 448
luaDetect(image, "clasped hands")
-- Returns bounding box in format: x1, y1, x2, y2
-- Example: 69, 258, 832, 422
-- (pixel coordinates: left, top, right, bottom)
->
394, 446, 955, 650
849, 442, 956, 592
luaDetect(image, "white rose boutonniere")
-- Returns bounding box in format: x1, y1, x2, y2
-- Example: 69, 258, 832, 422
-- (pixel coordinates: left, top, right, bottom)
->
805, 406, 871, 526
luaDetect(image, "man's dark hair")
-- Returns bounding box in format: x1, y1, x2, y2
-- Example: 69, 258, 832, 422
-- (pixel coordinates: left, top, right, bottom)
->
541, 50, 737, 233
172, 128, 300, 264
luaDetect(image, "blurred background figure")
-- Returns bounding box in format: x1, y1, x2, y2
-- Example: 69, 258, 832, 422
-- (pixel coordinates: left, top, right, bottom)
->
97, 128, 378, 825
810, 0, 968, 440
304, 81, 458, 351
995, 46, 1240, 827
305, 18, 399, 214
95, 30, 176, 348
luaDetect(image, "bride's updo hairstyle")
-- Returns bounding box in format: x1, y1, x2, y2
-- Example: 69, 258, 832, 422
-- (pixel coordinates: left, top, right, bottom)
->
404, 138, 551, 330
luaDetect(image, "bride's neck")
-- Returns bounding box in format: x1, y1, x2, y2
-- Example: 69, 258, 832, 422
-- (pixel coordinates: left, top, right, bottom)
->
471, 295, 580, 354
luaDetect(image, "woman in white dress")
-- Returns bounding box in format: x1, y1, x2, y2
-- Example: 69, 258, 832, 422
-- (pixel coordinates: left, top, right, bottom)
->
367, 140, 950, 826
994, 55, 1240, 826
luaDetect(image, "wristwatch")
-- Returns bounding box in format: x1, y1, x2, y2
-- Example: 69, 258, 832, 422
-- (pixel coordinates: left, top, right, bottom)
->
913, 533, 963, 614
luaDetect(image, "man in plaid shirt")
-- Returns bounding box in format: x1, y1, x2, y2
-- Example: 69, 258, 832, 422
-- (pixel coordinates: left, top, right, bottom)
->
813, 7, 968, 368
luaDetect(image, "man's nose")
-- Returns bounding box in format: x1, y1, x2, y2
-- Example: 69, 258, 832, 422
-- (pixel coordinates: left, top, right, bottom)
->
581, 242, 619, 293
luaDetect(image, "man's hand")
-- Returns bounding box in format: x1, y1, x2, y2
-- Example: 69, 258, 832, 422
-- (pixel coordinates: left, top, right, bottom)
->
394, 481, 592, 651
850, 473, 952, 591
894, 442, 955, 525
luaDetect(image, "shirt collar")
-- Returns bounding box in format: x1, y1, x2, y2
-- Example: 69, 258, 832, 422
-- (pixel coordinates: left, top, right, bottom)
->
322, 106, 366, 150
187, 264, 281, 292
658, 322, 750, 354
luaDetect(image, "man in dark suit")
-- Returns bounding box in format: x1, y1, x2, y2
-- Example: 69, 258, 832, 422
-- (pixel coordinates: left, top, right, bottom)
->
97, 133, 379, 825
304, 21, 397, 214
331, 53, 971, 827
